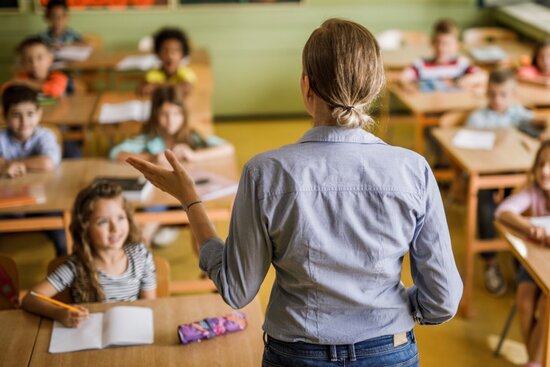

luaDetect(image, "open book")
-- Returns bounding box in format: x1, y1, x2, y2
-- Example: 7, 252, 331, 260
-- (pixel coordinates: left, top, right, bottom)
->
93, 176, 153, 201
452, 129, 496, 150
98, 100, 151, 124
116, 54, 160, 71
49, 306, 153, 354
55, 45, 93, 62
190, 170, 239, 201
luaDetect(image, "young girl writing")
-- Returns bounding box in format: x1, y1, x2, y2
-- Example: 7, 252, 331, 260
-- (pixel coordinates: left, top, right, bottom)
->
517, 39, 550, 87
496, 140, 550, 367
22, 181, 157, 328
109, 85, 233, 246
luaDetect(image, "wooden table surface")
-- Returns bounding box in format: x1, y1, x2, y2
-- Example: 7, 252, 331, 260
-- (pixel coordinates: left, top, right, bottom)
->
0, 309, 41, 367
28, 294, 263, 367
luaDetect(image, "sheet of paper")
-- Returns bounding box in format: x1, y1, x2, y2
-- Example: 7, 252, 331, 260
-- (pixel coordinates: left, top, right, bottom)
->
469, 46, 508, 63
452, 129, 496, 150
49, 313, 103, 353
504, 233, 528, 258
529, 216, 550, 233
116, 54, 160, 71
98, 100, 151, 124
55, 46, 93, 61
103, 306, 154, 347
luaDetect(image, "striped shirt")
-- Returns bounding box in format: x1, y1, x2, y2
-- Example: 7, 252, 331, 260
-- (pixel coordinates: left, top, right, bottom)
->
406, 56, 477, 81
48, 244, 157, 303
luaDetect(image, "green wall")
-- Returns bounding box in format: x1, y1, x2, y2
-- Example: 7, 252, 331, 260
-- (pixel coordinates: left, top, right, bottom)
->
0, 0, 489, 117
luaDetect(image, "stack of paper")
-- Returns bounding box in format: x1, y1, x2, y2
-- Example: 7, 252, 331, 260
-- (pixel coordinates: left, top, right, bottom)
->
469, 46, 508, 63
55, 46, 93, 62
116, 54, 160, 71
452, 129, 496, 150
98, 100, 151, 124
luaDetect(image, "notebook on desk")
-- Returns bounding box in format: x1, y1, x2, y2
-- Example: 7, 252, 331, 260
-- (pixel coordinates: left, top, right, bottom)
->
49, 306, 154, 354
452, 129, 496, 150
98, 100, 152, 124
468, 46, 508, 63
190, 170, 239, 201
93, 176, 153, 201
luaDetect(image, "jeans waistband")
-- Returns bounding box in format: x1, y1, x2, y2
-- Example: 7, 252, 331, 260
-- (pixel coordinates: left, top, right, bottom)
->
264, 331, 415, 362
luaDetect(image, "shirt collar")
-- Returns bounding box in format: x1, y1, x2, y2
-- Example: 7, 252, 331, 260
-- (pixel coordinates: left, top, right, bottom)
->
297, 126, 384, 145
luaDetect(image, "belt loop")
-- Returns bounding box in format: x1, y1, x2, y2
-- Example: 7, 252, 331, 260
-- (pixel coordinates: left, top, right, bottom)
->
410, 330, 416, 343
329, 345, 338, 362
348, 343, 357, 362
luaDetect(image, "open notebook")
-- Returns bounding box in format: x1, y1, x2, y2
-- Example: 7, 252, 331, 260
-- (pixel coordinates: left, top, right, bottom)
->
98, 100, 152, 124
452, 129, 496, 150
49, 306, 153, 353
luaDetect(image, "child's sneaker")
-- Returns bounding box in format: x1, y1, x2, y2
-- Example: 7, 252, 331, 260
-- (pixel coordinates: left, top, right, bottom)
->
152, 227, 180, 247
484, 264, 507, 296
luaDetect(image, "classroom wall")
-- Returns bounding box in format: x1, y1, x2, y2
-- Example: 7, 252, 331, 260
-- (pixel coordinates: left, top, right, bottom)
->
0, 0, 490, 117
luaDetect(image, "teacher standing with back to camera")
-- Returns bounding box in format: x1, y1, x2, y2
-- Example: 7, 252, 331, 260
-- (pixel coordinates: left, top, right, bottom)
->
128, 18, 463, 367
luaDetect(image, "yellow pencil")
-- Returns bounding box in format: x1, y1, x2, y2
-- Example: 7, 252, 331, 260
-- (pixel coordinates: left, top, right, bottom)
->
30, 291, 81, 313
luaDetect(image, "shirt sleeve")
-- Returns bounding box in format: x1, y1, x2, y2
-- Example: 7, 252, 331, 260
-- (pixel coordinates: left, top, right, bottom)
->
138, 244, 157, 291
407, 162, 463, 325
42, 72, 68, 98
495, 188, 534, 218
144, 69, 165, 84
47, 258, 77, 293
176, 66, 197, 84
108, 135, 148, 160
199, 163, 272, 309
36, 128, 62, 167
465, 110, 485, 129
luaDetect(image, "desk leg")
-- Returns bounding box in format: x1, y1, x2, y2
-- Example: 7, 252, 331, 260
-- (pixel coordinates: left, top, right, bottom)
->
460, 173, 479, 317
543, 294, 550, 367
63, 211, 73, 254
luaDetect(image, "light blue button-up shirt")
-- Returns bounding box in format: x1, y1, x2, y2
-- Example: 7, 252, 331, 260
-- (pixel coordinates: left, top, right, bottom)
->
200, 126, 463, 345
0, 127, 61, 167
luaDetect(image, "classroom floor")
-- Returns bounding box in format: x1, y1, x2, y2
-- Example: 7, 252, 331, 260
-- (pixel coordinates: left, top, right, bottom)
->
0, 115, 524, 366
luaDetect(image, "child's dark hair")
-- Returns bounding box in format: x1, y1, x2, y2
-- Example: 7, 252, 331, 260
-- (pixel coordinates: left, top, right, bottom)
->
2, 85, 39, 118
69, 181, 141, 303
16, 36, 50, 55
531, 140, 550, 189
45, 0, 68, 16
532, 39, 550, 70
488, 68, 516, 86
153, 27, 191, 57
432, 18, 459, 39
142, 84, 190, 142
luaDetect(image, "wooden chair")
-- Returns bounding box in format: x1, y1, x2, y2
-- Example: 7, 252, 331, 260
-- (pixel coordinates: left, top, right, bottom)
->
47, 254, 171, 302
82, 33, 104, 51
462, 27, 518, 47
0, 254, 19, 310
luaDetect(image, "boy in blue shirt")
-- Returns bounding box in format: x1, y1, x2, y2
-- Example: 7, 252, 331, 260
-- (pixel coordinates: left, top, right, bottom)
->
0, 85, 66, 256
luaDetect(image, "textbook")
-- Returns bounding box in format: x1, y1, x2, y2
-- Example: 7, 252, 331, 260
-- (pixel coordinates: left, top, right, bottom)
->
0, 184, 45, 209
469, 46, 508, 63
93, 176, 153, 201
49, 306, 154, 354
116, 54, 160, 71
452, 129, 496, 150
190, 170, 239, 201
55, 45, 93, 62
98, 100, 151, 124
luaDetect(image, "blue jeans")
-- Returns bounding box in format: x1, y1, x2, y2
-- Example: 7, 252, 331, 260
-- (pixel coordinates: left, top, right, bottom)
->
263, 331, 418, 367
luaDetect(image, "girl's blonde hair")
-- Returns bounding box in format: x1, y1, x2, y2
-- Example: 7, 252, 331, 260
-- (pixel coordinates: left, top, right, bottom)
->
69, 181, 141, 303
529, 140, 550, 190
302, 18, 385, 129
142, 85, 192, 145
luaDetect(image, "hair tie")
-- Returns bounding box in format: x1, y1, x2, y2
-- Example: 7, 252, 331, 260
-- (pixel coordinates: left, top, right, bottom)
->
337, 104, 355, 112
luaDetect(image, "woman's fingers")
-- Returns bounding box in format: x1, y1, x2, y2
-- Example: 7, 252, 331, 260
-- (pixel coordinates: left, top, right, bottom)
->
165, 150, 185, 174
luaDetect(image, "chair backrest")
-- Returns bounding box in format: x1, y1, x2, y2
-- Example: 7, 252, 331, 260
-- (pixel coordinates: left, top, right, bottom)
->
153, 255, 171, 298
47, 256, 72, 303
0, 254, 19, 310
47, 254, 171, 300
439, 110, 469, 128
462, 27, 518, 47
82, 33, 104, 50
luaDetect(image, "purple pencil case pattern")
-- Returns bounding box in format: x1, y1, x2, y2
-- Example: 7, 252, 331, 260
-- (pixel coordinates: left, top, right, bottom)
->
177, 311, 247, 345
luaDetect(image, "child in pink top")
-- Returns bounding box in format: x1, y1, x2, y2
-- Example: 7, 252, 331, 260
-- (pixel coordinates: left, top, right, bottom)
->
517, 39, 550, 88
496, 140, 550, 367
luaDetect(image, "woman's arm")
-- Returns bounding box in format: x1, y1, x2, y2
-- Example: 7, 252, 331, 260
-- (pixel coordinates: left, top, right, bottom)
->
21, 280, 89, 328
518, 74, 550, 87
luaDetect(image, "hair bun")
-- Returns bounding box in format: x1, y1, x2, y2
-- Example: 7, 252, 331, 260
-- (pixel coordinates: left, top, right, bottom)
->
332, 105, 373, 129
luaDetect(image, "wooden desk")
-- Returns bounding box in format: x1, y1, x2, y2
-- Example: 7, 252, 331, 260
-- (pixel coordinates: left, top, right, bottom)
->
496, 222, 550, 367
432, 127, 538, 316
28, 294, 263, 367
517, 83, 550, 109
0, 309, 41, 367
0, 157, 238, 253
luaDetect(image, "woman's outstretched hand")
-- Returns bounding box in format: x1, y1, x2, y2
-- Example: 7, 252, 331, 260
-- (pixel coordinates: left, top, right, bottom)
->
126, 150, 199, 205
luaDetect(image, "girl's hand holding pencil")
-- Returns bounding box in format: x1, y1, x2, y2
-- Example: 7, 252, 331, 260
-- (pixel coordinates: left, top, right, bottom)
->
30, 291, 89, 328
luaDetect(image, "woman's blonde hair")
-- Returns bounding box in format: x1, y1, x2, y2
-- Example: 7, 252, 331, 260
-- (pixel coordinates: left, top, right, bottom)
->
302, 18, 385, 129
69, 181, 141, 303
142, 85, 192, 146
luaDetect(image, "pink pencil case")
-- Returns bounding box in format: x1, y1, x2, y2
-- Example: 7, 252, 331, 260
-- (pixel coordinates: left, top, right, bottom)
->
177, 311, 247, 345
